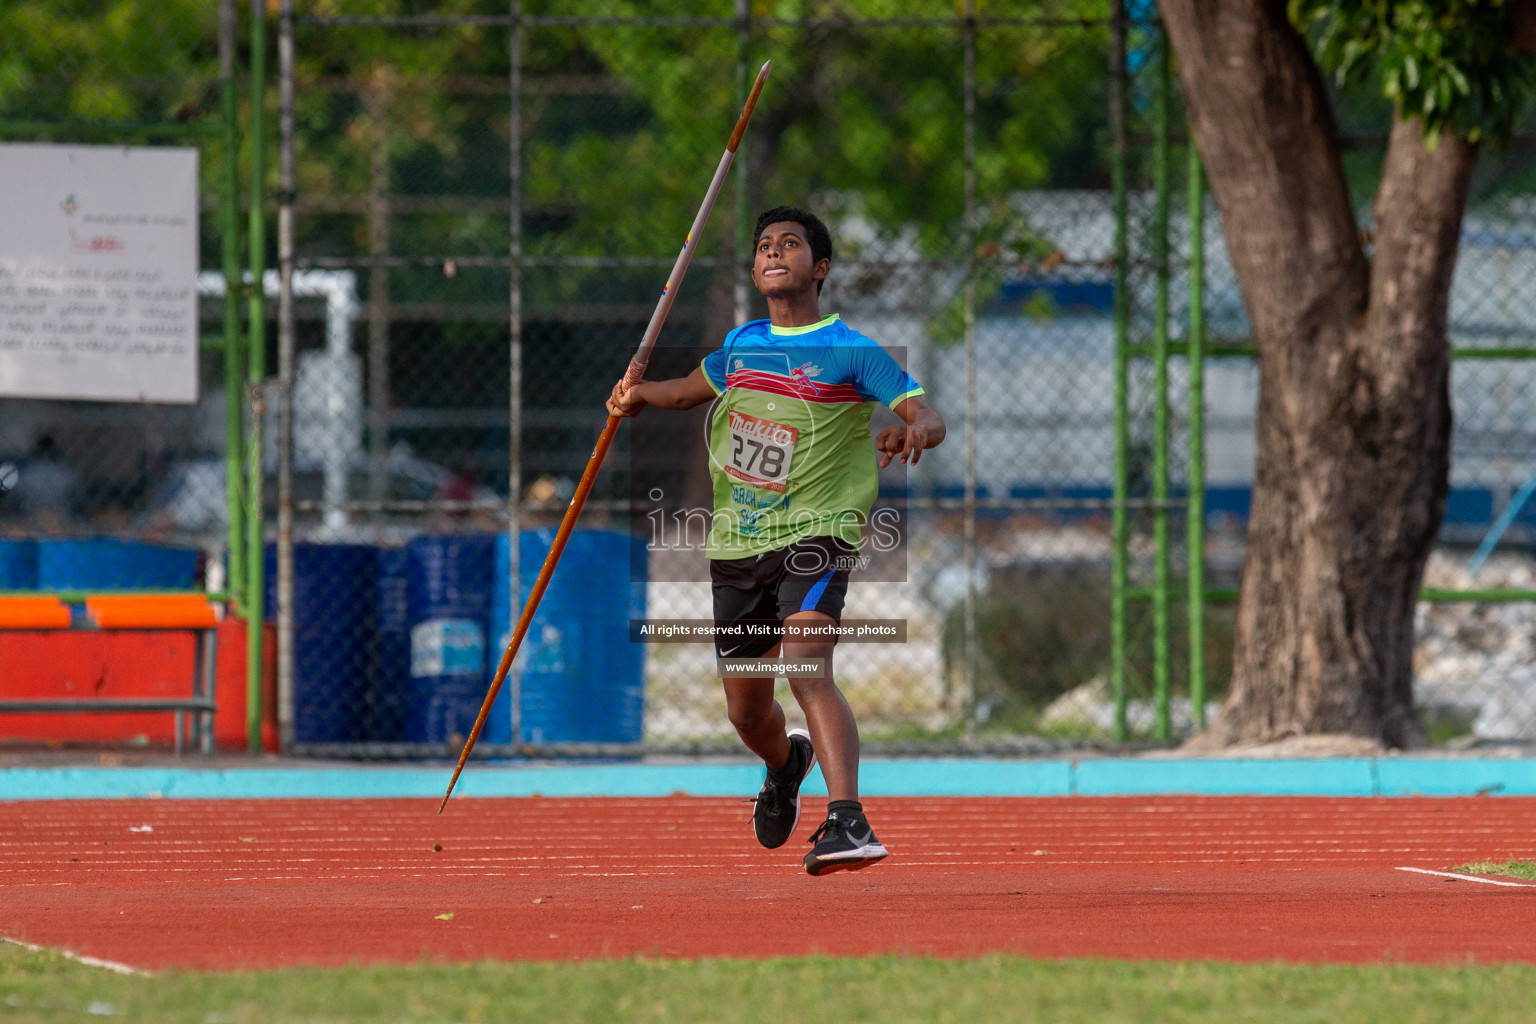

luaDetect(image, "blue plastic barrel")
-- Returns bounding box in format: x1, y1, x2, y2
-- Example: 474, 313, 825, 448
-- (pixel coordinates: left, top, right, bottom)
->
373, 547, 410, 743
491, 530, 647, 744
0, 540, 38, 589
405, 534, 498, 745
265, 543, 377, 744
38, 538, 198, 590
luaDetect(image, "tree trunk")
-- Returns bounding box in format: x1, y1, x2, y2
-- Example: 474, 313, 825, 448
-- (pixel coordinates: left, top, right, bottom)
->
1160, 0, 1478, 747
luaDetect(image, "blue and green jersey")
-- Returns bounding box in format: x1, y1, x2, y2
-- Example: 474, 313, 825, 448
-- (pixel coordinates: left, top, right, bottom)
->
699, 313, 924, 559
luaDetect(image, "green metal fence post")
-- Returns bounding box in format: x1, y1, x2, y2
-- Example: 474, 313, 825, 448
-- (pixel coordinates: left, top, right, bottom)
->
246, 0, 268, 753
219, 0, 245, 605
1151, 20, 1172, 742
1187, 140, 1207, 729
962, 0, 980, 733
1109, 0, 1130, 742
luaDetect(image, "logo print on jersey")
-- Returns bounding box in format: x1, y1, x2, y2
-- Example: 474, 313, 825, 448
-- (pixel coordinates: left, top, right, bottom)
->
789, 361, 823, 396
723, 356, 862, 404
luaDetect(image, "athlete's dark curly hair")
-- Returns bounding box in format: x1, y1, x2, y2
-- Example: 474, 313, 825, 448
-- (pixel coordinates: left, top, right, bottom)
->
753, 206, 832, 294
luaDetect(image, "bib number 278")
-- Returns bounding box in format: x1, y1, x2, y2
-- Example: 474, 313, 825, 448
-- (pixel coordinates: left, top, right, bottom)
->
724, 409, 797, 493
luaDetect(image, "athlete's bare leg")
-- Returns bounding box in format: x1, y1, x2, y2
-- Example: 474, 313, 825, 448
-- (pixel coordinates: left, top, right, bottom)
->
783, 610, 857, 803
722, 675, 792, 771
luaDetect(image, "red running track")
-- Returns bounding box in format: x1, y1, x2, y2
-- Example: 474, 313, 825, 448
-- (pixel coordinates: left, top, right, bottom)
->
3, 796, 1536, 971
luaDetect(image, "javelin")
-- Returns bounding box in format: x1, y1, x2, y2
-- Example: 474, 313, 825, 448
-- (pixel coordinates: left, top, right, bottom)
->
439, 61, 772, 812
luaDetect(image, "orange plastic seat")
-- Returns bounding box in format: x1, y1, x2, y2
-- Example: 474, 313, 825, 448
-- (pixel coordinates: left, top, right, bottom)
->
0, 596, 72, 629
85, 595, 221, 629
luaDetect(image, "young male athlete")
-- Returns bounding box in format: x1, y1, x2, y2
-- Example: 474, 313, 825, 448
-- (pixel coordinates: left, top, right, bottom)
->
607, 206, 946, 875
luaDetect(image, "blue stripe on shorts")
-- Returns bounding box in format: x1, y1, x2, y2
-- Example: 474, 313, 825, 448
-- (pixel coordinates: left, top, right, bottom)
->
799, 567, 837, 613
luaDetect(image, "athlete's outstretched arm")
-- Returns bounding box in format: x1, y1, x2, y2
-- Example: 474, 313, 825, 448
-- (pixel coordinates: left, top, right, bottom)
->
607, 366, 717, 417
875, 396, 946, 468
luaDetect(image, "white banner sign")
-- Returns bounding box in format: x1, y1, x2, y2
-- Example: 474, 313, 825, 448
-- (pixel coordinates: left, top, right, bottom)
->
0, 143, 199, 403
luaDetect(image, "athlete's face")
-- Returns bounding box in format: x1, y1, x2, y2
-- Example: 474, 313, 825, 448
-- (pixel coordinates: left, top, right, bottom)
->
752, 222, 828, 300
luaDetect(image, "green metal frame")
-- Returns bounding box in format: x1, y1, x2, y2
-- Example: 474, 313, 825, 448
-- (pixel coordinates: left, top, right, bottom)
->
1109, 0, 1130, 742
1186, 138, 1206, 730
223, 39, 247, 611
1149, 28, 1172, 742
246, 0, 270, 754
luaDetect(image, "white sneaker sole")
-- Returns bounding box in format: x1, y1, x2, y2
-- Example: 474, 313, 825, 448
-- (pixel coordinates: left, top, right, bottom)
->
805, 841, 889, 876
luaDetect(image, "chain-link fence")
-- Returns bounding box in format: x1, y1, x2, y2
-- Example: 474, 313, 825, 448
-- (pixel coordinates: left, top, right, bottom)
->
0, 0, 270, 752
6, 1, 1536, 755
0, 1, 237, 578
273, 1, 1139, 756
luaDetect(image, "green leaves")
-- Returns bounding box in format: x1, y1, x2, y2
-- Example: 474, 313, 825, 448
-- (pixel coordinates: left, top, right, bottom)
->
519, 1, 1110, 265
0, 0, 215, 123
1290, 0, 1536, 146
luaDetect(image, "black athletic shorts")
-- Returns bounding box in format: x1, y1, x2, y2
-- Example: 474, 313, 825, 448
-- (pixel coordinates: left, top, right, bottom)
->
709, 535, 856, 659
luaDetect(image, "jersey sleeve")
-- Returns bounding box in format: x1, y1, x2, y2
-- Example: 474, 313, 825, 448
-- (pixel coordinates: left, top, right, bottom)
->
700, 346, 728, 395
849, 338, 925, 410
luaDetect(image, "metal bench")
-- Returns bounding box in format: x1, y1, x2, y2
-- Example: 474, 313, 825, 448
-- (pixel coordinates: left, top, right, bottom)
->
0, 595, 221, 755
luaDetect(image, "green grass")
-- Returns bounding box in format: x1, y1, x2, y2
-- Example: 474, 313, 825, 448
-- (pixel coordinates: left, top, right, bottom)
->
1452, 860, 1536, 880
6, 942, 1536, 1024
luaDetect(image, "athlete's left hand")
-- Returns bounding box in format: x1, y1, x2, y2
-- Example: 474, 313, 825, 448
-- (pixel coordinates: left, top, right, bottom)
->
876, 424, 930, 468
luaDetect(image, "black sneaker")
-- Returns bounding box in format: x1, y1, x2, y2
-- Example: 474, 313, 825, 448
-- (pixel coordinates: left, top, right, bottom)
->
751, 728, 816, 849
803, 811, 889, 876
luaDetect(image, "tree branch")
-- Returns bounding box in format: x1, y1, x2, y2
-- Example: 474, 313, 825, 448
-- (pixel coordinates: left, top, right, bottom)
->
1160, 0, 1368, 351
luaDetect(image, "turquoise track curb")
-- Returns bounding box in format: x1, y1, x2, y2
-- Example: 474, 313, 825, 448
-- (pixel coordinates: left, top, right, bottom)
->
5, 758, 1536, 800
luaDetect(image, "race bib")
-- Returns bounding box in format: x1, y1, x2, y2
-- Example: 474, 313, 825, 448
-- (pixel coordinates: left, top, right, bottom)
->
724, 409, 797, 492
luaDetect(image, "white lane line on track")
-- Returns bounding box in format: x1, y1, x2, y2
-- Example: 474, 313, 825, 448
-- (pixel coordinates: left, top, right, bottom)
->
1395, 867, 1536, 888
1, 936, 148, 976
